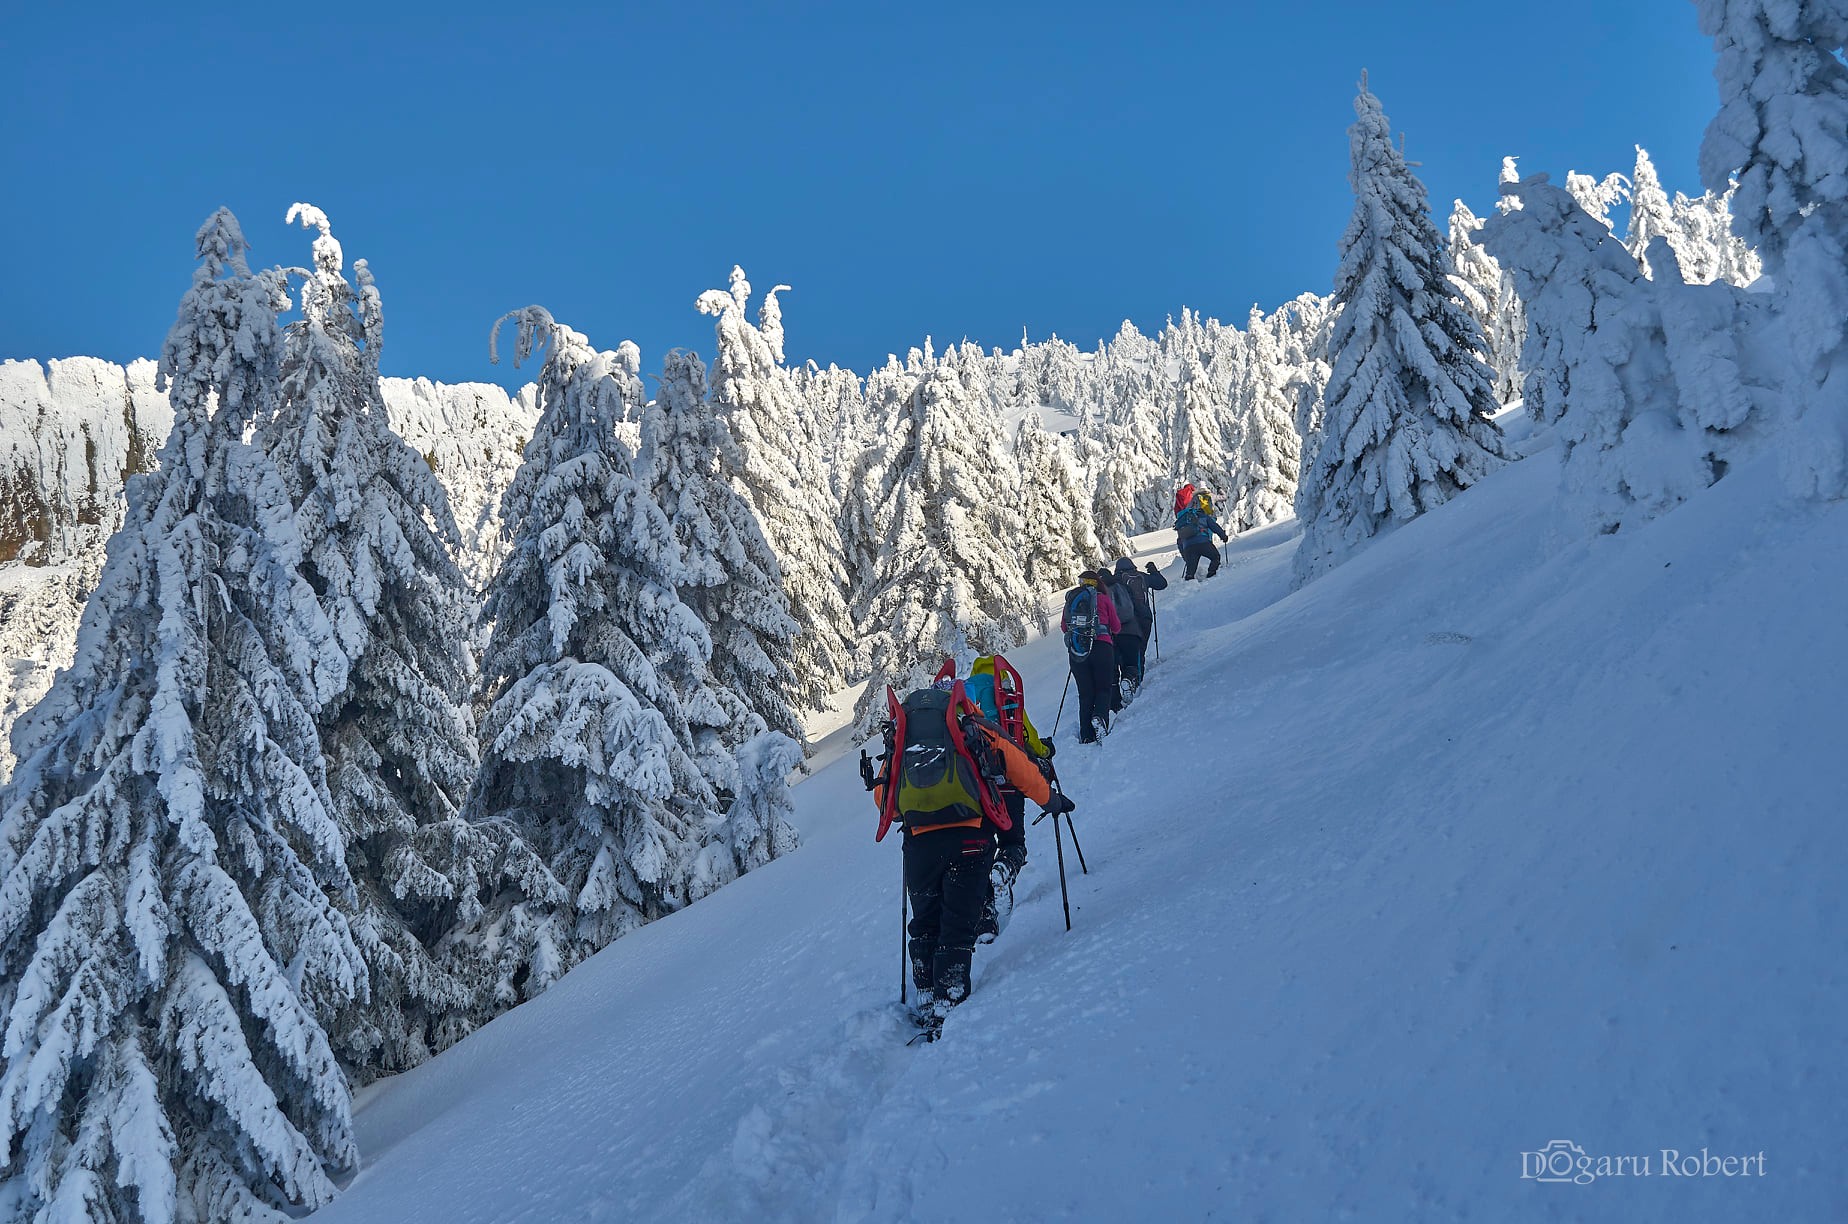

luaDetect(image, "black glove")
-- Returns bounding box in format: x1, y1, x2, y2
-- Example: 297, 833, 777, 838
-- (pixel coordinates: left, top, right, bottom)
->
1145, 562, 1158, 574
1045, 792, 1075, 816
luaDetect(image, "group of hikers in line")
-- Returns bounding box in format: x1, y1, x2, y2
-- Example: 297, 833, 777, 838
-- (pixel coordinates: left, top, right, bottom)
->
862, 482, 1229, 1031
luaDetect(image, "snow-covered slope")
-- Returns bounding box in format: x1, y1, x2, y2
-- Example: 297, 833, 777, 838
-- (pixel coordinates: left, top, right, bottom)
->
0, 360, 536, 777
317, 438, 1845, 1222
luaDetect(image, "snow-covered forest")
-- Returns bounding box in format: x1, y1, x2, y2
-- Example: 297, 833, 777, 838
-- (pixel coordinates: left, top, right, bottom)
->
2, 0, 1844, 1215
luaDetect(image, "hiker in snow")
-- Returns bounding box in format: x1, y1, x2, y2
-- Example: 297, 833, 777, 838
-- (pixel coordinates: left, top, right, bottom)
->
963, 655, 1056, 940
865, 677, 1071, 1022
1110, 558, 1168, 692
1062, 570, 1120, 743
1091, 566, 1127, 715
1175, 486, 1229, 580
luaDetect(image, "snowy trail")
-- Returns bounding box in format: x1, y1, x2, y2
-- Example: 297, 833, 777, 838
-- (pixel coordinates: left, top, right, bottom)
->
323, 446, 1846, 1223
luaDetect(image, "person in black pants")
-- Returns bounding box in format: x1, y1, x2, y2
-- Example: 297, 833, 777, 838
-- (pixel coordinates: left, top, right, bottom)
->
1110, 558, 1168, 687
1176, 503, 1229, 580
904, 826, 995, 1009
1062, 570, 1121, 743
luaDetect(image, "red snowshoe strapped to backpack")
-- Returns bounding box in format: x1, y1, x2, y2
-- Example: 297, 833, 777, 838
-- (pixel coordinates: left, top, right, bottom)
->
875, 679, 1010, 842
1174, 482, 1196, 513
991, 654, 1025, 745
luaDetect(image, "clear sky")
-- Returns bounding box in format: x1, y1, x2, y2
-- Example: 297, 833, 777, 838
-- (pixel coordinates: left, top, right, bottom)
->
3, 1, 1718, 390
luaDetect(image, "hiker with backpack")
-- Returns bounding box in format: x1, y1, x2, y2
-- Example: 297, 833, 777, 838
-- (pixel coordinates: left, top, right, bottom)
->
1174, 484, 1229, 580
961, 655, 1055, 940
1061, 570, 1121, 743
1110, 558, 1168, 691
864, 677, 1072, 1028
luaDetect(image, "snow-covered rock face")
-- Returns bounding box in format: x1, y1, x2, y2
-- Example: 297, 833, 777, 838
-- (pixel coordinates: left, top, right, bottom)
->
0, 359, 536, 778
0, 358, 168, 566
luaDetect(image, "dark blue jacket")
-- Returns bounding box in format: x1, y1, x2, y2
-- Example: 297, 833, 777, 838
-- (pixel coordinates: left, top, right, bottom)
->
1175, 506, 1228, 548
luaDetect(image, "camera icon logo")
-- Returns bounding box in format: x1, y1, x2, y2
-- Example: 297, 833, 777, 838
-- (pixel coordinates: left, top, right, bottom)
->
1531, 1139, 1588, 1183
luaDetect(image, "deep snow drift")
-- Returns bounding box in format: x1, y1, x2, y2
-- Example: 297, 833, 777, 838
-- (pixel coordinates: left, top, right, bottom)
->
320, 434, 1844, 1222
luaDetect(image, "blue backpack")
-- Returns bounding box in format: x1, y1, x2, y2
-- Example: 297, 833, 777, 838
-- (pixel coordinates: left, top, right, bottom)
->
1176, 505, 1205, 544
1065, 586, 1099, 658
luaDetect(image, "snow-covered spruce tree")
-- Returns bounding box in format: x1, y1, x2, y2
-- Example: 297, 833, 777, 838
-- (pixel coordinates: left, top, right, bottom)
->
1224, 305, 1302, 531
1483, 174, 1774, 532
259, 205, 488, 1077
1084, 427, 1141, 559
469, 308, 728, 1000
1565, 169, 1631, 232
1270, 292, 1336, 449
697, 269, 854, 711
1449, 198, 1526, 405
649, 347, 803, 750
1294, 77, 1505, 585
1014, 409, 1101, 593
1671, 185, 1764, 287
1625, 146, 1681, 278
1171, 353, 1228, 492
0, 209, 364, 1222
1696, 0, 1848, 494
850, 363, 1036, 731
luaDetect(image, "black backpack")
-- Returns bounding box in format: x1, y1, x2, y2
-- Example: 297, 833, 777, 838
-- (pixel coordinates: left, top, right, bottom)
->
1116, 572, 1154, 636
1107, 581, 1138, 638
1065, 586, 1100, 658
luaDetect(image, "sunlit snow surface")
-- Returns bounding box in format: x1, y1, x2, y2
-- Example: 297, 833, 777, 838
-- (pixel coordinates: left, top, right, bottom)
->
330, 433, 1843, 1222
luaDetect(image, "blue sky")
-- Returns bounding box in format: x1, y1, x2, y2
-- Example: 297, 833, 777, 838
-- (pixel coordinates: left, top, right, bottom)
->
3, 1, 1717, 390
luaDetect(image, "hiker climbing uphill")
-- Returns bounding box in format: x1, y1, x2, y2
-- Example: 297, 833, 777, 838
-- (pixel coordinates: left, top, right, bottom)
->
1110, 558, 1167, 693
864, 676, 1071, 1037
957, 655, 1056, 942
1062, 570, 1121, 743
1174, 485, 1230, 580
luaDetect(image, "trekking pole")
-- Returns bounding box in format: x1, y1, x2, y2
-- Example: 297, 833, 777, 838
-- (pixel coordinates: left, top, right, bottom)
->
1052, 671, 1071, 735
1151, 591, 1160, 663
1062, 811, 1089, 875
1051, 809, 1073, 931
1047, 774, 1089, 876
899, 865, 909, 1007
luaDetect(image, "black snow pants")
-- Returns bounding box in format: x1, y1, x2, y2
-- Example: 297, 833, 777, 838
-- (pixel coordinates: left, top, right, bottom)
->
1069, 642, 1118, 742
905, 825, 995, 1003
994, 791, 1027, 865
1182, 541, 1221, 579
1115, 632, 1147, 687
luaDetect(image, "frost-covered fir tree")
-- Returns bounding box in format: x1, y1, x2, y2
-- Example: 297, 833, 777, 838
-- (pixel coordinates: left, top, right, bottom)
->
1084, 427, 1141, 559
260, 205, 489, 1076
1625, 146, 1681, 278
470, 309, 729, 1000
1225, 306, 1302, 531
697, 269, 854, 710
1449, 198, 1526, 404
649, 347, 804, 751
1014, 409, 1101, 593
0, 210, 364, 1222
1483, 174, 1775, 532
1270, 292, 1336, 447
1294, 77, 1505, 584
850, 363, 1037, 730
1171, 354, 1227, 491
1671, 186, 1764, 287
1695, 0, 1848, 494
1565, 169, 1631, 231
